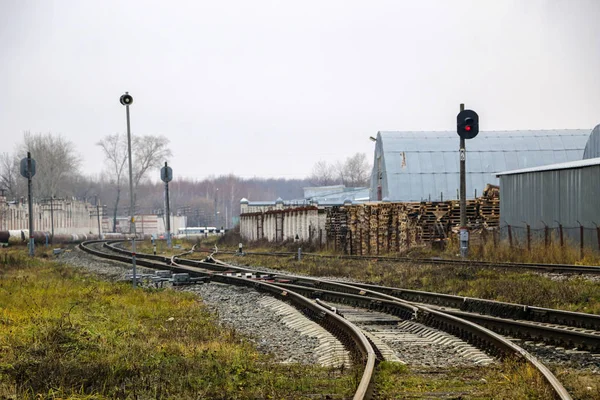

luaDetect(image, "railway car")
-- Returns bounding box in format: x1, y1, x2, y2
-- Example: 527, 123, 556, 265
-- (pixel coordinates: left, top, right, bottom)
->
175, 227, 225, 238
0, 231, 136, 244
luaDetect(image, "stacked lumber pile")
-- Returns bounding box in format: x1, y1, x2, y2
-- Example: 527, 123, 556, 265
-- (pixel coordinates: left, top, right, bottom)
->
325, 195, 500, 255
325, 206, 348, 251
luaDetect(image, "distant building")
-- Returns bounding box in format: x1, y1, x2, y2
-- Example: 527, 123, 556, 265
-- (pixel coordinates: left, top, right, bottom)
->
239, 185, 368, 242
370, 129, 594, 202
102, 214, 186, 236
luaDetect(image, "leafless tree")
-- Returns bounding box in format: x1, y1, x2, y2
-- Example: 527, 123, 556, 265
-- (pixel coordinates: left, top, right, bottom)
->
0, 152, 23, 198
97, 134, 128, 231
340, 152, 371, 187
132, 135, 172, 189
97, 133, 172, 231
308, 160, 340, 186
308, 153, 371, 188
20, 132, 81, 198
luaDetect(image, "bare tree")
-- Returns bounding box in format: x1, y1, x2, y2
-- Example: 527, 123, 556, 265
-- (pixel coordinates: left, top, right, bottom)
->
308, 160, 340, 186
340, 153, 371, 187
20, 132, 81, 198
0, 152, 23, 198
308, 153, 371, 188
97, 134, 128, 232
97, 133, 172, 231
132, 135, 172, 189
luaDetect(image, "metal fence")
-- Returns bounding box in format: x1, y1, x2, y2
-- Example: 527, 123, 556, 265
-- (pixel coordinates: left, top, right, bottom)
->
497, 223, 600, 255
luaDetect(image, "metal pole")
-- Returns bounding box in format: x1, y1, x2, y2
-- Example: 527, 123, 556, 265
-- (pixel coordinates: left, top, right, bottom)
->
50, 196, 54, 244
96, 195, 102, 239
214, 188, 218, 227
125, 94, 137, 288
164, 162, 172, 248
27, 152, 34, 257
459, 103, 468, 258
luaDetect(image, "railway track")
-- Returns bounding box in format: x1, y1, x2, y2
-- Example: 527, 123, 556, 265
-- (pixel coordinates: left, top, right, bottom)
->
80, 240, 577, 399
206, 248, 600, 274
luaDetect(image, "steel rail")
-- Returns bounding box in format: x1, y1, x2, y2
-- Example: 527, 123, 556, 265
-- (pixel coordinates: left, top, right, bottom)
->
98, 241, 573, 399
339, 282, 600, 331
198, 255, 578, 399
261, 283, 574, 400
196, 252, 600, 335
79, 240, 377, 400
202, 248, 600, 274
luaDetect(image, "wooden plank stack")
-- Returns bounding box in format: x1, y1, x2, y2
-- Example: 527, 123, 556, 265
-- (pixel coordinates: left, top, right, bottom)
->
325, 194, 500, 255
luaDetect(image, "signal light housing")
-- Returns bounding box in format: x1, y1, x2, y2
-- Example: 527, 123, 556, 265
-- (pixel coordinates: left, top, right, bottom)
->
457, 110, 479, 139
120, 93, 133, 106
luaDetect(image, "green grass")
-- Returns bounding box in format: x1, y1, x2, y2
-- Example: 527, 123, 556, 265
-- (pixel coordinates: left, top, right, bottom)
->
0, 248, 356, 399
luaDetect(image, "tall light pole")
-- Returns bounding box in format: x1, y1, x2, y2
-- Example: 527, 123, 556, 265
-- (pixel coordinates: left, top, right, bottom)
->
120, 92, 137, 288
214, 187, 219, 228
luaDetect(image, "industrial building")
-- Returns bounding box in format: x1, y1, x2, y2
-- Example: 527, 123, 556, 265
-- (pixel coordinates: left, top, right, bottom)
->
370, 130, 592, 202
239, 185, 368, 242
497, 157, 600, 248
240, 126, 600, 250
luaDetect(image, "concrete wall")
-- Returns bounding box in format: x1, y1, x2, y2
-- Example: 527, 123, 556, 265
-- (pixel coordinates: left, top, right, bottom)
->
0, 197, 98, 235
240, 206, 326, 243
102, 215, 187, 235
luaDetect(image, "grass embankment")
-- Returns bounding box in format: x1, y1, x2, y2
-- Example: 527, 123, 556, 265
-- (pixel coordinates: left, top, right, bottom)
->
0, 248, 356, 399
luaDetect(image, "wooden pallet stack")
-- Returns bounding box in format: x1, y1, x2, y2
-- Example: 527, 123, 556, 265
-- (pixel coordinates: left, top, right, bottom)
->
325, 206, 348, 251
325, 194, 500, 255
477, 197, 500, 227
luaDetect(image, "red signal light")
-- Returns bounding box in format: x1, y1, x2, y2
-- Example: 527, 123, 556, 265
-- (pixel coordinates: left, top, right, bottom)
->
465, 125, 471, 131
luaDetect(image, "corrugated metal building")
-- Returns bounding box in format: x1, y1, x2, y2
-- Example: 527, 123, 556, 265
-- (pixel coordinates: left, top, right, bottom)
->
370, 130, 592, 202
583, 125, 600, 159
497, 157, 600, 248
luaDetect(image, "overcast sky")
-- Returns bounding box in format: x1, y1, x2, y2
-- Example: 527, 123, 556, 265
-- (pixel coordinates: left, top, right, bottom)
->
1, 0, 599, 181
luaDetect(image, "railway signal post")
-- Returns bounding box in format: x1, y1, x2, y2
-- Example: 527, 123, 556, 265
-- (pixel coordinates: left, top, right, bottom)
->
456, 104, 479, 258
160, 162, 173, 248
120, 92, 137, 288
20, 152, 36, 257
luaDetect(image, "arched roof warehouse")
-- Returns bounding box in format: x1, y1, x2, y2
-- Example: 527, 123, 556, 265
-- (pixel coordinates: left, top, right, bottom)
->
583, 124, 600, 159
370, 129, 596, 202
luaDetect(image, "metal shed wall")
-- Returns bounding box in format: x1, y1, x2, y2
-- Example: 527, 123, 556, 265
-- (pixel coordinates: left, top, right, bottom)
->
370, 129, 591, 202
499, 163, 600, 247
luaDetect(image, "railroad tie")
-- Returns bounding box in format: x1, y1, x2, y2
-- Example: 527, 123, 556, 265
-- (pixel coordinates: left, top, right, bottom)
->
258, 296, 351, 368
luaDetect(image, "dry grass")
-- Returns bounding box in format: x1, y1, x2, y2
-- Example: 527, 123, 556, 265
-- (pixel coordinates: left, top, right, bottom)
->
375, 359, 556, 399
0, 247, 356, 399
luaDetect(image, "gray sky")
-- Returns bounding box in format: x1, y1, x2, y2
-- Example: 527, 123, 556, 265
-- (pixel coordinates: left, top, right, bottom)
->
1, 0, 599, 180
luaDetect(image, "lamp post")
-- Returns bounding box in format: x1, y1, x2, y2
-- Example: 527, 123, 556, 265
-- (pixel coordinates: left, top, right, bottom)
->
120, 92, 137, 288
214, 188, 219, 228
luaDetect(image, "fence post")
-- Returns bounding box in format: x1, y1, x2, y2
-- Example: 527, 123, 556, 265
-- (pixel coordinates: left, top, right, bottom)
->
595, 223, 600, 252
493, 229, 497, 248
524, 222, 531, 252
578, 221, 584, 260
508, 225, 513, 248
559, 224, 564, 247
541, 221, 549, 248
